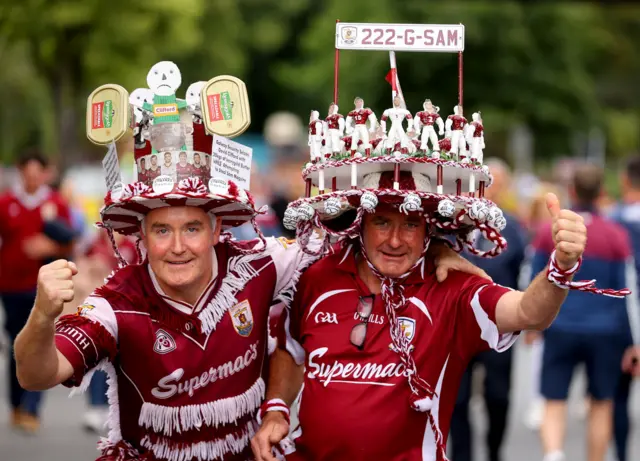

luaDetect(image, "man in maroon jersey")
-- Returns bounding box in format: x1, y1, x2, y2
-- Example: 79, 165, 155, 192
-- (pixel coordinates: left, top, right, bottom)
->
0, 149, 73, 433
176, 151, 193, 182
146, 154, 161, 186
138, 157, 149, 185
252, 168, 620, 461
191, 153, 206, 180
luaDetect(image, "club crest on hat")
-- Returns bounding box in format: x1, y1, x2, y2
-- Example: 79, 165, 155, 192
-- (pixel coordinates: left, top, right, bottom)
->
229, 300, 254, 337
153, 329, 177, 354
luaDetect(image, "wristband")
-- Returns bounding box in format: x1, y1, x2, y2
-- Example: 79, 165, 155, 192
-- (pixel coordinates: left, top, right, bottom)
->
546, 249, 631, 298
257, 398, 290, 426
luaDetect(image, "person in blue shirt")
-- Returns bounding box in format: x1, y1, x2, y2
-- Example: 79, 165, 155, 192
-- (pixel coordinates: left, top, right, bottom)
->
532, 163, 632, 461
450, 158, 527, 461
605, 155, 640, 461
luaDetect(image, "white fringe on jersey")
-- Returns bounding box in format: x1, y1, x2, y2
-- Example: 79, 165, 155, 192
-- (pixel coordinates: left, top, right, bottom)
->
274, 233, 323, 309
70, 358, 122, 444
199, 252, 269, 334
138, 377, 265, 436
140, 419, 258, 461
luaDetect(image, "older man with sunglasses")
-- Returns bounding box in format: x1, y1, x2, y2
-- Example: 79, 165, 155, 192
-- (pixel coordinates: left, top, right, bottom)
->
251, 166, 628, 461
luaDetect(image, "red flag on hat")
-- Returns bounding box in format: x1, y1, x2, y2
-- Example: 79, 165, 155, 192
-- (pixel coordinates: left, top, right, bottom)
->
385, 51, 406, 109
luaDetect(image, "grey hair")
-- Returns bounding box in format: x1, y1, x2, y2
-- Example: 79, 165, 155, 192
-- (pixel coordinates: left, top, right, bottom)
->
139, 211, 218, 236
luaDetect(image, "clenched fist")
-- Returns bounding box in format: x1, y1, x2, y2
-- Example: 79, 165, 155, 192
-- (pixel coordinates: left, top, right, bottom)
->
35, 260, 78, 321
547, 193, 587, 270
251, 412, 289, 461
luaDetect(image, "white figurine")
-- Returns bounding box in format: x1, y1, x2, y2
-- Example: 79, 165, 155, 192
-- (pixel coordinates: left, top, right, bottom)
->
380, 96, 413, 154
129, 88, 154, 124
308, 110, 324, 164
465, 112, 485, 164
185, 81, 206, 119
345, 97, 377, 157
445, 105, 469, 162
414, 99, 444, 158
324, 103, 345, 158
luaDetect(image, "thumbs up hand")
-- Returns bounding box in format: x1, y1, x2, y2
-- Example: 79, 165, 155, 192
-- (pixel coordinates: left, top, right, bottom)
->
547, 193, 587, 271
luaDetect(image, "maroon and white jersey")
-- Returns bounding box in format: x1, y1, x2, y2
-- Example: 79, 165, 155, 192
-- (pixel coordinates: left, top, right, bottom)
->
308, 121, 321, 136
176, 162, 193, 182
380, 108, 412, 123
325, 114, 343, 130
347, 108, 374, 125
191, 164, 206, 180
469, 121, 484, 137
447, 115, 467, 131
55, 237, 315, 461
278, 245, 517, 461
146, 167, 161, 186
415, 111, 441, 126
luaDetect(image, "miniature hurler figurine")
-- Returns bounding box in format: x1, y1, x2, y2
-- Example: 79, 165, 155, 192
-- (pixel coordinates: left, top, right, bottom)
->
380, 96, 413, 154
324, 103, 345, 158
445, 105, 469, 162
414, 99, 445, 157
346, 97, 377, 157
308, 110, 324, 163
465, 111, 485, 164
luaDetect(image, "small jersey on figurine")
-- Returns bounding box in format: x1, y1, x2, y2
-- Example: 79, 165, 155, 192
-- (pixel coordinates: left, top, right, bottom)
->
380, 96, 413, 154
445, 105, 469, 162
414, 99, 444, 158
465, 112, 485, 164
324, 103, 345, 158
345, 97, 377, 157
308, 110, 324, 163
142, 61, 188, 124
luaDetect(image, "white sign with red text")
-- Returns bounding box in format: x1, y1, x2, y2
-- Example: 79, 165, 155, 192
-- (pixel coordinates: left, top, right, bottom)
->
336, 23, 465, 53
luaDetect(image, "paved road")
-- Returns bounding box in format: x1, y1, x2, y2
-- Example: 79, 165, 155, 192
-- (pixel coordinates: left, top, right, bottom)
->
0, 343, 638, 460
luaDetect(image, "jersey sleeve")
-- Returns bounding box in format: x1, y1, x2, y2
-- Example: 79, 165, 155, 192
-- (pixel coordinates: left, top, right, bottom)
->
275, 288, 306, 365
267, 235, 321, 304
54, 296, 118, 387
455, 275, 517, 358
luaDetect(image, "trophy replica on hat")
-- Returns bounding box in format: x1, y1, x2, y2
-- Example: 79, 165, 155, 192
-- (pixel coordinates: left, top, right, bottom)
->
86, 61, 262, 257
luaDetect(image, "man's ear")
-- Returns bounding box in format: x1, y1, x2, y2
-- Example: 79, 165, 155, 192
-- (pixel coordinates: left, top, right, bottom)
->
212, 216, 223, 245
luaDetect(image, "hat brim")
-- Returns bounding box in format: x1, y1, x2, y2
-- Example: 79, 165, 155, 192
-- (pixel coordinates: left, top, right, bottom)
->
100, 182, 258, 236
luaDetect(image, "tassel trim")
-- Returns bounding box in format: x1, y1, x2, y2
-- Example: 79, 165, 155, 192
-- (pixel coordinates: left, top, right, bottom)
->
139, 419, 257, 461
274, 238, 322, 310
198, 252, 268, 335
138, 377, 265, 436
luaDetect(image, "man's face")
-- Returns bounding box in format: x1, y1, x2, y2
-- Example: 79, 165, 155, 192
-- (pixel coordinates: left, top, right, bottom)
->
151, 156, 158, 167
361, 208, 427, 278
394, 97, 401, 108
355, 99, 363, 109
194, 154, 201, 166
143, 206, 222, 299
20, 160, 48, 193
179, 152, 187, 165
424, 101, 433, 112
140, 159, 146, 170
164, 152, 172, 165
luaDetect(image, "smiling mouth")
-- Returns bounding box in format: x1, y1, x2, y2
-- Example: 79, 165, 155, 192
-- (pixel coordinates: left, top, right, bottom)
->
167, 260, 193, 266
381, 252, 405, 259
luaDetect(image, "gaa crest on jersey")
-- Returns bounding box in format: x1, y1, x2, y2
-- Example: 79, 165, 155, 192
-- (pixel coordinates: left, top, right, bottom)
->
398, 317, 416, 342
153, 329, 177, 354
229, 299, 254, 337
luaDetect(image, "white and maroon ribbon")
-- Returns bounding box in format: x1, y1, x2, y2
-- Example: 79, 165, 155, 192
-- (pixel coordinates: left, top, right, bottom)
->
547, 249, 631, 298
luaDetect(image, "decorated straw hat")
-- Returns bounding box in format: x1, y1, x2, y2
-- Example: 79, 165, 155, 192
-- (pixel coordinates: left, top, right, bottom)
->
286, 113, 504, 258
85, 61, 264, 253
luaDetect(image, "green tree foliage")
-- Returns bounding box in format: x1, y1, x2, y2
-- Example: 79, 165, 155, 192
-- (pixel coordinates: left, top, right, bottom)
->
0, 1, 639, 165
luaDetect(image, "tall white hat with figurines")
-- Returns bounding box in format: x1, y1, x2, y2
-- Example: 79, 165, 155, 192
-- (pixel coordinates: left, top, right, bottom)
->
86, 61, 265, 260
286, 22, 504, 259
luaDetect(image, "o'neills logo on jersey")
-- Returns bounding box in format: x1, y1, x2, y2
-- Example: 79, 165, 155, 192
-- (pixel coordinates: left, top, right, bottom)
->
151, 341, 259, 399
307, 347, 405, 387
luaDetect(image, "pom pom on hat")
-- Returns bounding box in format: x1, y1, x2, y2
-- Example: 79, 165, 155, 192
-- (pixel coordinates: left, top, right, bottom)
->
297, 204, 315, 221
468, 201, 489, 222
283, 207, 299, 230
324, 197, 342, 216
437, 199, 456, 218
360, 191, 378, 212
